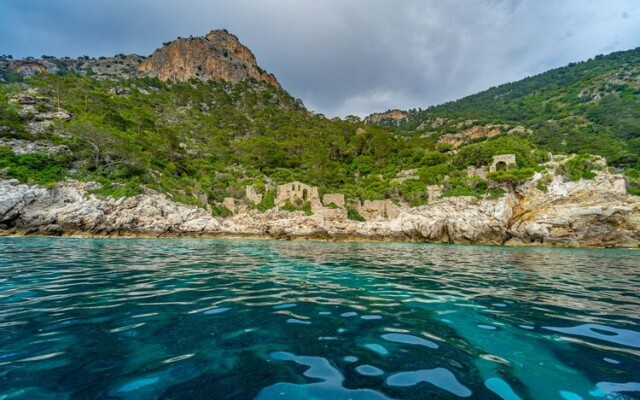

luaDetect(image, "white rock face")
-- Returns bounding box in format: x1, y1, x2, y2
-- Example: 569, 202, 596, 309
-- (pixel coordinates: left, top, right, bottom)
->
507, 175, 640, 247
0, 180, 220, 236
1, 175, 639, 248
0, 138, 70, 156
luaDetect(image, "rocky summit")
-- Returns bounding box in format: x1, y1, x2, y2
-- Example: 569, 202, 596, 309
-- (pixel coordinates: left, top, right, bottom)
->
0, 30, 280, 88
138, 30, 281, 88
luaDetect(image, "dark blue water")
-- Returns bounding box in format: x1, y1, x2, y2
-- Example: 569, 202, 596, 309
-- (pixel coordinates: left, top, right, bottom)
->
0, 238, 639, 399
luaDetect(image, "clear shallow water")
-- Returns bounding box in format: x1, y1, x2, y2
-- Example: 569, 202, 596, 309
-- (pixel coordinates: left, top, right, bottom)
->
0, 238, 639, 400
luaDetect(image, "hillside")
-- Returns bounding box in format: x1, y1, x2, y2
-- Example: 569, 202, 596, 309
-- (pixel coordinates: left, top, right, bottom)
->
1, 34, 639, 221
370, 48, 640, 170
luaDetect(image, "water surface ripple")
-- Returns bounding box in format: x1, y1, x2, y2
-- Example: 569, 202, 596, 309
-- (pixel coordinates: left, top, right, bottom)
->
0, 238, 639, 399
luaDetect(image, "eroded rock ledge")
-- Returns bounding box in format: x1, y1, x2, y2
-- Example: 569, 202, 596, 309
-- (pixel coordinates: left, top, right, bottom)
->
1, 173, 639, 248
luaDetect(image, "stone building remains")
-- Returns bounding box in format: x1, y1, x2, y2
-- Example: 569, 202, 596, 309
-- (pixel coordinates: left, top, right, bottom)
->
245, 185, 262, 204
489, 154, 516, 172
276, 181, 320, 207
427, 185, 443, 203
357, 200, 398, 220
466, 165, 488, 179
322, 193, 345, 208
222, 197, 236, 211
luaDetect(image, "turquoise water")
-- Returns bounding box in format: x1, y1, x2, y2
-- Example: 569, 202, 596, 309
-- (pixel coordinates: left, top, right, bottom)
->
0, 238, 639, 399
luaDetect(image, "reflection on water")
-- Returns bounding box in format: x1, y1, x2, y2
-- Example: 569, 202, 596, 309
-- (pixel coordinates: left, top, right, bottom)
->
0, 237, 639, 399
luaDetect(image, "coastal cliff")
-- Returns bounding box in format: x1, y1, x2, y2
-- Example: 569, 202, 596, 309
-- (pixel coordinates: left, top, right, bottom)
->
2, 172, 638, 248
2, 33, 640, 248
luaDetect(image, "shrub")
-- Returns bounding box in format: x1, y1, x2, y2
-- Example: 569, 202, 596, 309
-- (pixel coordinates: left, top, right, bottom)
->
487, 167, 535, 188
300, 201, 313, 216
211, 203, 233, 217
92, 179, 143, 198
0, 149, 68, 185
347, 207, 366, 221
280, 199, 297, 212
560, 155, 599, 181
442, 185, 482, 198
487, 188, 506, 198
536, 181, 548, 193
257, 189, 276, 212
625, 169, 640, 196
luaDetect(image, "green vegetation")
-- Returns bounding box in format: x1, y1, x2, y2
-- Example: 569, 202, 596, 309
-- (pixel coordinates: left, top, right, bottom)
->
281, 198, 314, 215
557, 155, 599, 181
0, 92, 30, 139
257, 189, 276, 212
1, 46, 638, 213
0, 73, 461, 207
382, 47, 640, 171
487, 168, 535, 188
347, 208, 366, 222
90, 178, 144, 198
0, 147, 68, 185
624, 169, 640, 196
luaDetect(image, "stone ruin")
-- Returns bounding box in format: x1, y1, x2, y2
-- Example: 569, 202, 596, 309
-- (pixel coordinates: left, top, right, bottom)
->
245, 185, 263, 204
356, 200, 398, 221
467, 165, 488, 179
489, 154, 516, 172
466, 154, 517, 178
276, 181, 320, 207
322, 193, 345, 208
427, 185, 443, 203
220, 181, 401, 220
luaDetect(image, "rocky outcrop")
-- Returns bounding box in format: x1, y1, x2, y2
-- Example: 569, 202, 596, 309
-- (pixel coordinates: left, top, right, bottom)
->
0, 180, 220, 236
364, 110, 408, 124
138, 30, 281, 89
8, 90, 74, 136
0, 138, 70, 156
1, 173, 639, 247
438, 125, 503, 149
0, 56, 145, 82
1, 30, 280, 89
507, 175, 640, 247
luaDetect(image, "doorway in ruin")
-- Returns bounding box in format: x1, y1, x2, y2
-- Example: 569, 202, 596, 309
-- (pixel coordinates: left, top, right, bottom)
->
495, 161, 507, 171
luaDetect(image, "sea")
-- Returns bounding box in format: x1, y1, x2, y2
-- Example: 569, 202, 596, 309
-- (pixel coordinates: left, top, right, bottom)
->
0, 237, 638, 399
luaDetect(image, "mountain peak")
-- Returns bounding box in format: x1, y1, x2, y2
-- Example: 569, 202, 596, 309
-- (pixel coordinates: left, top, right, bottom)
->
138, 30, 281, 89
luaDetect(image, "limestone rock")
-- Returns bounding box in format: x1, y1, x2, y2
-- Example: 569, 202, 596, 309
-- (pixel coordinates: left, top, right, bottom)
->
364, 110, 408, 124
1, 30, 280, 89
1, 172, 638, 248
0, 139, 70, 156
507, 175, 640, 247
138, 30, 281, 89
0, 180, 221, 236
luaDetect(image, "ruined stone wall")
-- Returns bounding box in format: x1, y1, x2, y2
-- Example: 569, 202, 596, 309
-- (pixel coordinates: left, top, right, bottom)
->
322, 193, 345, 208
357, 200, 398, 220
467, 166, 488, 179
489, 154, 516, 172
427, 185, 443, 203
223, 197, 236, 212
276, 181, 319, 207
245, 185, 263, 204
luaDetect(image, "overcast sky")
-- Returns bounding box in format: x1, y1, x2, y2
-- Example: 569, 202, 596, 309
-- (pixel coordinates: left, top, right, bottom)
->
1, 1, 639, 117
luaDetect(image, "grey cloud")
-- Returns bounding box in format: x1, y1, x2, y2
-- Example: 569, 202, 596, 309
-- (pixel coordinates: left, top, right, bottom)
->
1, 0, 639, 117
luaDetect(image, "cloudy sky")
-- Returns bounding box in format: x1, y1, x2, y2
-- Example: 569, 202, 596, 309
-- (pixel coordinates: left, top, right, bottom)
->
1, 1, 639, 117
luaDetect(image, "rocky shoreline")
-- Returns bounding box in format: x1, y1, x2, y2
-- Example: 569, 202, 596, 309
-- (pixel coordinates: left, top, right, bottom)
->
2, 172, 639, 248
